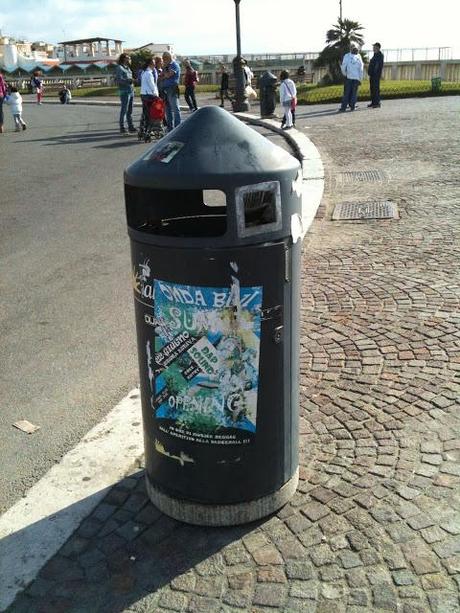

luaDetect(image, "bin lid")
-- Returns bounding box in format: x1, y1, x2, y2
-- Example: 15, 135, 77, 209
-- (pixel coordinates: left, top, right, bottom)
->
124, 105, 299, 190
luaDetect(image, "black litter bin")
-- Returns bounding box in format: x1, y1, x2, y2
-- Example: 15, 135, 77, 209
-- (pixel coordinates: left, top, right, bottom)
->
259, 70, 278, 117
124, 106, 303, 526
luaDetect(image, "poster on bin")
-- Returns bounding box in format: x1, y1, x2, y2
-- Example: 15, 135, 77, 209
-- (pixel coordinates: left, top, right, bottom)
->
150, 278, 263, 446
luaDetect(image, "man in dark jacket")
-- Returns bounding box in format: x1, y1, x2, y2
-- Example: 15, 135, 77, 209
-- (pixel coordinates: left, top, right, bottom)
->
367, 42, 384, 108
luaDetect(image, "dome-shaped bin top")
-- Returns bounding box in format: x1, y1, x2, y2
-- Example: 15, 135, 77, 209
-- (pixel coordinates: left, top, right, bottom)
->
124, 106, 302, 248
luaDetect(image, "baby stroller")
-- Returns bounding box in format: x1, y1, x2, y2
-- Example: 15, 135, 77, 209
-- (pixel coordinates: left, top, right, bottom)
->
138, 97, 166, 143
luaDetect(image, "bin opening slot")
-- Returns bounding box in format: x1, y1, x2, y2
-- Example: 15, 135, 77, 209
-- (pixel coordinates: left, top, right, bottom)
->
125, 186, 227, 237
244, 190, 277, 227
236, 181, 282, 236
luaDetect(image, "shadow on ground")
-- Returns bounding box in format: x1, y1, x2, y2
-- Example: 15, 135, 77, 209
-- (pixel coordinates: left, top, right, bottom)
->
16, 129, 144, 149
7, 469, 257, 613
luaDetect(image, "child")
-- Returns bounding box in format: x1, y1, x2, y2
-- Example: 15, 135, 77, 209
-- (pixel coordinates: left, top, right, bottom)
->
58, 85, 72, 104
31, 71, 44, 104
5, 87, 27, 131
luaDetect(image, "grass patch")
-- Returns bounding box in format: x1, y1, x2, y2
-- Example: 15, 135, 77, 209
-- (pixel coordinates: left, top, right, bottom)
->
297, 80, 460, 105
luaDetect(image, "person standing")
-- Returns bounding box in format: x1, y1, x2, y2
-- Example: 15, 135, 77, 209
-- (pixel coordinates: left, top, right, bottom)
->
368, 42, 384, 108
0, 70, 7, 133
219, 65, 232, 108
184, 60, 198, 112
339, 45, 364, 112
115, 53, 136, 134
5, 87, 27, 131
160, 51, 181, 131
31, 71, 44, 104
139, 57, 159, 136
279, 70, 297, 130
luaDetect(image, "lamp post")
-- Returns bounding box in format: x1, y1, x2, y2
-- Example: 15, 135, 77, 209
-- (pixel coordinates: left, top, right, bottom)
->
232, 0, 249, 112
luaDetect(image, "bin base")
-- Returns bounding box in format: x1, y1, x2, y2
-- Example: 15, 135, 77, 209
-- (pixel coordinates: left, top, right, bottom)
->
145, 468, 299, 526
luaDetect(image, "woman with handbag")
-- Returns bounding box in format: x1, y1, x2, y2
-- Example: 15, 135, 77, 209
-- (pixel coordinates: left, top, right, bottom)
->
279, 70, 297, 130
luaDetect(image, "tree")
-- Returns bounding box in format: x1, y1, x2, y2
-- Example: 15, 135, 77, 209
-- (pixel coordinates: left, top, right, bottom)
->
130, 49, 153, 80
314, 18, 365, 84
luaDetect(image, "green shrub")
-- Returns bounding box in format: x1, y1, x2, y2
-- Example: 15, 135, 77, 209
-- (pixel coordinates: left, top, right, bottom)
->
297, 80, 460, 105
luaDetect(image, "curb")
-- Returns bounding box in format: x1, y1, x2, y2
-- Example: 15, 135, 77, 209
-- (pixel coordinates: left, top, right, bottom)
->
0, 390, 143, 611
23, 99, 190, 112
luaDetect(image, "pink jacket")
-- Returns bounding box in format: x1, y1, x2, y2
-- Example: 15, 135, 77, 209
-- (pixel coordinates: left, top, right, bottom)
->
0, 74, 7, 98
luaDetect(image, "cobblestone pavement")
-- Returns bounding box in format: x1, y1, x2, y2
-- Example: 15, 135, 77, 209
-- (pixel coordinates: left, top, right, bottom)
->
9, 97, 460, 612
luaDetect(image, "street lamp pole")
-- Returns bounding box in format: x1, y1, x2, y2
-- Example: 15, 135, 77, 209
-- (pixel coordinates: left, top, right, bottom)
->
232, 0, 249, 112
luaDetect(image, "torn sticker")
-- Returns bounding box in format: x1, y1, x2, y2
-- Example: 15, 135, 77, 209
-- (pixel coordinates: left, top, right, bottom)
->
149, 141, 184, 163
13, 420, 40, 434
291, 213, 304, 243
155, 439, 194, 466
292, 170, 303, 197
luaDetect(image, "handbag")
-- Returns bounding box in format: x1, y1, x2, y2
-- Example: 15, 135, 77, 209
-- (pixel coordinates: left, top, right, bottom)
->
245, 85, 258, 100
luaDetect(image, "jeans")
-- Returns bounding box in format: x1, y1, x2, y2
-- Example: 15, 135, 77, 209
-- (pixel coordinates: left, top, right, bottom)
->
282, 101, 293, 127
370, 77, 381, 106
13, 113, 26, 129
164, 86, 181, 131
184, 85, 197, 110
119, 90, 134, 129
340, 78, 360, 110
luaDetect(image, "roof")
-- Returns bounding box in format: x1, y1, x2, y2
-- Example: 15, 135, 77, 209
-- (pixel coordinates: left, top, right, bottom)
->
57, 37, 124, 45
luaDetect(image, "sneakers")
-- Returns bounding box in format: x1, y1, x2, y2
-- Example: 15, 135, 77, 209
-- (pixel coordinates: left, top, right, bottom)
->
128, 127, 137, 134
120, 127, 127, 134
22, 124, 27, 130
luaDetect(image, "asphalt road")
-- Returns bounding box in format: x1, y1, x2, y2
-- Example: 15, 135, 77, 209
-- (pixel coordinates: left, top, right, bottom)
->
0, 101, 292, 513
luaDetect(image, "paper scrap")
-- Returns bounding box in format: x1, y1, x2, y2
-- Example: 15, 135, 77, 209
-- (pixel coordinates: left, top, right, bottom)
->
13, 420, 41, 434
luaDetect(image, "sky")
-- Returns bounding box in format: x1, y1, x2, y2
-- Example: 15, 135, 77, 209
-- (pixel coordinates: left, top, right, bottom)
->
1, 0, 459, 57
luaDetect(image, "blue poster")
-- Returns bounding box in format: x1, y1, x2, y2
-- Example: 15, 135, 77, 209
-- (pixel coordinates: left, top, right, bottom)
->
151, 277, 263, 445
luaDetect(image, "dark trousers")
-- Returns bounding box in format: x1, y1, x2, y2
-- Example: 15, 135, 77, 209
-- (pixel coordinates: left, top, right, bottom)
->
184, 86, 197, 110
220, 88, 232, 106
370, 77, 381, 106
340, 78, 360, 110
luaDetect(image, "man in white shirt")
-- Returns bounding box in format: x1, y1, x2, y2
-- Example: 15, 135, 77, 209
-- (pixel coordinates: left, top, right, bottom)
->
339, 45, 364, 112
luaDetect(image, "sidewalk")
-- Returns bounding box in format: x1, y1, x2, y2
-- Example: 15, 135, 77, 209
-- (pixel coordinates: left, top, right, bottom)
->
7, 96, 460, 613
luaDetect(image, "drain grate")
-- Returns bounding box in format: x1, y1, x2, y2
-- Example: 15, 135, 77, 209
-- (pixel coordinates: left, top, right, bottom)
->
340, 170, 385, 183
332, 201, 399, 221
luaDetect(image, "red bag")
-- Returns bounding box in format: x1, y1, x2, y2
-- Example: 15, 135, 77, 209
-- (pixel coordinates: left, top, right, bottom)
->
291, 97, 297, 111
149, 98, 165, 121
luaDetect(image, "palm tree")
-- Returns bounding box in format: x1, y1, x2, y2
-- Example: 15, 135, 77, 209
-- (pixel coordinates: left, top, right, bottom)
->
314, 18, 365, 84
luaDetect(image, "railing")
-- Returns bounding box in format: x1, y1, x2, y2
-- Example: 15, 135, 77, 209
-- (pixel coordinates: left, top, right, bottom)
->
186, 47, 453, 66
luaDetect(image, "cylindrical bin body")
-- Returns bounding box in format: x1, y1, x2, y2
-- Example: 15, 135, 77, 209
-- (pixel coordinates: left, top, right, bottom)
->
125, 106, 303, 526
259, 71, 278, 117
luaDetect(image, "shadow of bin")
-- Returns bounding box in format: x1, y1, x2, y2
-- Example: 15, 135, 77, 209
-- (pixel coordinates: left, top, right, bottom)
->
124, 106, 303, 526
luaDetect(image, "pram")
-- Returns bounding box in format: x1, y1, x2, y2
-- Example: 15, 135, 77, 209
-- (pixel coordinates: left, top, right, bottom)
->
138, 96, 166, 143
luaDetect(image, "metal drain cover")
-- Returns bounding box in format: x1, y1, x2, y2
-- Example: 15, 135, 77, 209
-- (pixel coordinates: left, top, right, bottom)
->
332, 201, 399, 221
340, 170, 385, 183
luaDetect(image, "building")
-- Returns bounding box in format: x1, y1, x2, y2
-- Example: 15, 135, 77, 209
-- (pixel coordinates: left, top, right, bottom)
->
56, 37, 124, 64
129, 42, 174, 56
0, 34, 59, 73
